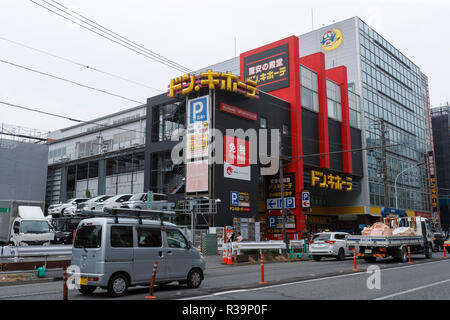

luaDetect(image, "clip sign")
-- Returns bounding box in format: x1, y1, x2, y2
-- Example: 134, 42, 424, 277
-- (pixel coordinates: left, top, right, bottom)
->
266, 197, 296, 210
302, 191, 310, 208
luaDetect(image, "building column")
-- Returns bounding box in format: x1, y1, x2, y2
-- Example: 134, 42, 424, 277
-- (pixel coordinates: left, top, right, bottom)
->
60, 165, 68, 203
98, 159, 106, 196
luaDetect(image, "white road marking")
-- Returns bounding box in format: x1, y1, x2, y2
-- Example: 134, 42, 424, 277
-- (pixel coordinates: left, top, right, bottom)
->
179, 259, 449, 300
373, 278, 450, 300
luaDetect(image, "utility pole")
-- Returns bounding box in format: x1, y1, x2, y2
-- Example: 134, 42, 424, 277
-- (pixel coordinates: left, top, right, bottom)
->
379, 118, 389, 207
279, 132, 289, 252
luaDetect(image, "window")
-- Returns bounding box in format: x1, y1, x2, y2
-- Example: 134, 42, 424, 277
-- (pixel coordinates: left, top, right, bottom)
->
334, 234, 347, 240
300, 66, 319, 112
137, 228, 162, 247
110, 226, 133, 247
166, 229, 188, 249
282, 124, 289, 135
260, 117, 267, 128
326, 80, 342, 121
74, 225, 102, 248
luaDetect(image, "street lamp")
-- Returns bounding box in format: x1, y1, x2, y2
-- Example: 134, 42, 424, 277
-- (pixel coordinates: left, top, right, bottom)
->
394, 162, 425, 209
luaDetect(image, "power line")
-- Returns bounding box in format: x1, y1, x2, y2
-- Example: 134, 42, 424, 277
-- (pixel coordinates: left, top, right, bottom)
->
0, 100, 146, 136
29, 0, 191, 74
0, 58, 145, 105
0, 36, 164, 93
47, 0, 192, 73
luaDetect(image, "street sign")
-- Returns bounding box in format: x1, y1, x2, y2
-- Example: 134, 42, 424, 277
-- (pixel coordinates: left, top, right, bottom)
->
266, 197, 296, 210
301, 191, 310, 208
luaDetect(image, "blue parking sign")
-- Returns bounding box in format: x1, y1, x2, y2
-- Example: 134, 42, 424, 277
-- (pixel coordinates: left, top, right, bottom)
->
230, 191, 239, 206
188, 96, 208, 125
302, 191, 310, 201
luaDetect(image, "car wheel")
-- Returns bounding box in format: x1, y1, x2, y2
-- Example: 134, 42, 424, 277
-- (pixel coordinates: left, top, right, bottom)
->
107, 274, 129, 297
186, 269, 203, 288
78, 285, 97, 295
336, 248, 345, 261
313, 256, 322, 261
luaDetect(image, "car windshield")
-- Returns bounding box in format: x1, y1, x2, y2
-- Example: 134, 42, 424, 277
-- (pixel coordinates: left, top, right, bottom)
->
74, 225, 102, 248
312, 234, 331, 241
130, 194, 145, 201
20, 221, 50, 234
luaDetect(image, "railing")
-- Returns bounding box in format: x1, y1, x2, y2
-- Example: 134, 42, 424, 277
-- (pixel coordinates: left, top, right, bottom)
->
0, 245, 72, 259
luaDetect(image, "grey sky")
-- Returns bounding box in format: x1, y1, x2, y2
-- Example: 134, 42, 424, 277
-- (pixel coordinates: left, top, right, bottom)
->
0, 0, 448, 133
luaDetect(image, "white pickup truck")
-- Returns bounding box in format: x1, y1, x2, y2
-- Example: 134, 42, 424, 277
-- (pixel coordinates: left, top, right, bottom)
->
346, 216, 434, 263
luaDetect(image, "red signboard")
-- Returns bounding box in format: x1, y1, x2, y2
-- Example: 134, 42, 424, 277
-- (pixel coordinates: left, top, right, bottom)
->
220, 103, 257, 121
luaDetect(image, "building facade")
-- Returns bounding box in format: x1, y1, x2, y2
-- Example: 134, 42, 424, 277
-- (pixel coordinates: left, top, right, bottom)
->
431, 104, 450, 230
45, 16, 435, 236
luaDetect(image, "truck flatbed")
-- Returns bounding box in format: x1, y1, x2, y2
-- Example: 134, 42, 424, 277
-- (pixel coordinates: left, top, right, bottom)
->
346, 235, 424, 247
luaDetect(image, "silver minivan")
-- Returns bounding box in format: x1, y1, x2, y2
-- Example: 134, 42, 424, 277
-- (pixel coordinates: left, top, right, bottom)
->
70, 211, 205, 297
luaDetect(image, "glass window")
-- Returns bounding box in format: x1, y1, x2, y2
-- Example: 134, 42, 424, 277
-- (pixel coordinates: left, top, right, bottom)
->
74, 225, 102, 248
137, 228, 162, 247
110, 226, 133, 248
166, 229, 188, 249
282, 124, 289, 135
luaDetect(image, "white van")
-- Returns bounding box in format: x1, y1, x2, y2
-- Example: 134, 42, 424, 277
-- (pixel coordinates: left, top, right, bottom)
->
70, 209, 205, 297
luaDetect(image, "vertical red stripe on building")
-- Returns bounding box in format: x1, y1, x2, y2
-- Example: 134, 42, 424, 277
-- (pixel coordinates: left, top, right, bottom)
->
325, 66, 352, 174
240, 36, 306, 236
299, 53, 330, 169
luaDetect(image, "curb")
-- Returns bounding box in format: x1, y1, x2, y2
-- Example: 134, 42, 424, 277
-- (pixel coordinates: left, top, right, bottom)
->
0, 277, 62, 287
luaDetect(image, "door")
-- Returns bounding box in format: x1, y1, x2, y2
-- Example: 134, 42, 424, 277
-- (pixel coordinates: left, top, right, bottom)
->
164, 228, 192, 280
133, 227, 167, 283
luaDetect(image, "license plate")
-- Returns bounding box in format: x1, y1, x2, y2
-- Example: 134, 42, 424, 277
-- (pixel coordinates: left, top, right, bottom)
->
365, 249, 372, 254
79, 277, 87, 285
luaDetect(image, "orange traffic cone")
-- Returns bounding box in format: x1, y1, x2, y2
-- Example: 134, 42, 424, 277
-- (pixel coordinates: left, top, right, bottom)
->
197, 243, 201, 253
222, 246, 227, 264
227, 248, 233, 265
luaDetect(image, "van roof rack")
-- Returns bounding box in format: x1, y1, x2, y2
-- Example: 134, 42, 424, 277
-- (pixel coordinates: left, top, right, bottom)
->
79, 208, 176, 225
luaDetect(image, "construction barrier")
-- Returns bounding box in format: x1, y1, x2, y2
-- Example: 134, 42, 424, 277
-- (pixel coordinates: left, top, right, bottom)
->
222, 243, 228, 264
258, 252, 267, 284
62, 266, 68, 301
145, 261, 159, 299
352, 249, 359, 271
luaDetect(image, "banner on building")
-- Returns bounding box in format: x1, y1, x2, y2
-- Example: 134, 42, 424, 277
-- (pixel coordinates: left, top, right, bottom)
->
224, 135, 251, 181
243, 43, 290, 92
427, 150, 439, 212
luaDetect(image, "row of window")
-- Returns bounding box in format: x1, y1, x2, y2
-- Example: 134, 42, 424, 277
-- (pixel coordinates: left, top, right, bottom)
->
74, 225, 188, 249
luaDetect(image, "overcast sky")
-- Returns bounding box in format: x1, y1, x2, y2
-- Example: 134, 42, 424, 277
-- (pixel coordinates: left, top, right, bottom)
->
1, 0, 449, 134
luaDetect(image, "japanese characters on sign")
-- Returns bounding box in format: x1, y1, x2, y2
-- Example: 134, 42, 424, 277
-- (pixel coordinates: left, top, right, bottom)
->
428, 151, 438, 212
267, 215, 297, 234
267, 172, 296, 198
243, 43, 290, 92
168, 70, 257, 98
224, 135, 251, 181
229, 191, 251, 212
311, 170, 353, 191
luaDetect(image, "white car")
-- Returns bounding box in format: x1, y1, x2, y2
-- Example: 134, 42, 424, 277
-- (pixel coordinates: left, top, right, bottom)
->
309, 232, 352, 261
77, 195, 113, 212
48, 198, 89, 216
96, 194, 133, 212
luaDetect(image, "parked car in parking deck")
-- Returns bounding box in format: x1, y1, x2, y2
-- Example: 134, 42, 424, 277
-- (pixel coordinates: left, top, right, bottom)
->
309, 232, 352, 261
48, 198, 89, 216
76, 195, 113, 213
121, 192, 175, 211
96, 194, 132, 212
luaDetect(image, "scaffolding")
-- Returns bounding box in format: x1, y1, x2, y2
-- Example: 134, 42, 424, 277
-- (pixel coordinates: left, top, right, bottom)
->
0, 122, 50, 147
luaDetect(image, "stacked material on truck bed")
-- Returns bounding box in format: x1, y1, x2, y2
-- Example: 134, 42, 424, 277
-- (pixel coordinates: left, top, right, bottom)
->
361, 222, 392, 236
392, 227, 418, 236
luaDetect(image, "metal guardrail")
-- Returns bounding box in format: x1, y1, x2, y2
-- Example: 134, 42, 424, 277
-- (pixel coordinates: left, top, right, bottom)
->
0, 245, 72, 258
230, 241, 288, 255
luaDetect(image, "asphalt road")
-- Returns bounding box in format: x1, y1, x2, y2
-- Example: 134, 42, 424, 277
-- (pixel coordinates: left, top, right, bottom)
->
0, 252, 448, 300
